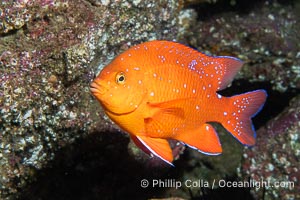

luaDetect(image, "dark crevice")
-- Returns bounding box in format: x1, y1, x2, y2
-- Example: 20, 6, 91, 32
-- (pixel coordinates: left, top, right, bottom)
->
0, 28, 19, 37
18, 132, 175, 200
186, 0, 296, 20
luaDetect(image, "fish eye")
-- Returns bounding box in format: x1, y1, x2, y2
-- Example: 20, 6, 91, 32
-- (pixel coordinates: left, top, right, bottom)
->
116, 72, 126, 84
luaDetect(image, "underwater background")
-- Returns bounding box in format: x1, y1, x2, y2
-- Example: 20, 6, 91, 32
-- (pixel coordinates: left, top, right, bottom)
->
0, 0, 299, 199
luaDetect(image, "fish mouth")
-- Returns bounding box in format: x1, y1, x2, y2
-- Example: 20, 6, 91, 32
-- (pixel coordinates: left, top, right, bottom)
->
90, 81, 106, 96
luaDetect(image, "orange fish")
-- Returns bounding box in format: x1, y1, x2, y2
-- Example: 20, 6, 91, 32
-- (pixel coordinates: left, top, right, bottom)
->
90, 40, 267, 165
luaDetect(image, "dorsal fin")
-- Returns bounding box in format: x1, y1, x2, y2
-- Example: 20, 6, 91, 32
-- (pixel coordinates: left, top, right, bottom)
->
134, 40, 244, 91
214, 56, 243, 90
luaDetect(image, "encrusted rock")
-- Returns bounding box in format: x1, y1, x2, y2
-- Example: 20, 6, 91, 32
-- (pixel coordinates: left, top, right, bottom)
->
241, 95, 300, 200
0, 0, 182, 197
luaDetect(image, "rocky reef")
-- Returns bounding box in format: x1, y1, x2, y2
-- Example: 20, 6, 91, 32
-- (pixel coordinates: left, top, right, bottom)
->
0, 0, 181, 197
0, 0, 299, 199
242, 95, 300, 200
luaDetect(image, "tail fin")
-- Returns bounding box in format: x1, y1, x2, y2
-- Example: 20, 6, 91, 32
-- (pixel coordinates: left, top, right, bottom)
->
221, 90, 267, 146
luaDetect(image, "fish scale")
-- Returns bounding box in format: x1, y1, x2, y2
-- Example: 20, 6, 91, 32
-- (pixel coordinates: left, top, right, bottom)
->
90, 40, 267, 165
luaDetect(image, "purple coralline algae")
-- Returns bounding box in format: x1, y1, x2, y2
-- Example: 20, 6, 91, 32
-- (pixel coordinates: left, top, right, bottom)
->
0, 0, 182, 197
0, 0, 299, 199
241, 95, 300, 200
181, 1, 299, 92
176, 1, 300, 199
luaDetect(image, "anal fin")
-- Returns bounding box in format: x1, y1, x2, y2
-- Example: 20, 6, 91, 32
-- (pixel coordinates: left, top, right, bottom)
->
175, 123, 222, 155
135, 136, 174, 166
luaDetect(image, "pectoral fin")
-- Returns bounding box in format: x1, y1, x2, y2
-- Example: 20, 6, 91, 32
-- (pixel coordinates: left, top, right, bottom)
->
175, 123, 222, 155
147, 98, 191, 119
145, 98, 196, 135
